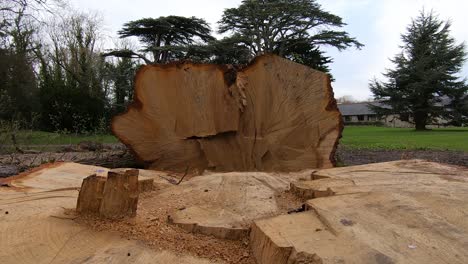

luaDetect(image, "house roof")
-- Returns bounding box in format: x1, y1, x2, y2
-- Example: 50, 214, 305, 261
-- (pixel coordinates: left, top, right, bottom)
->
338, 94, 468, 116
337, 96, 467, 116
338, 102, 386, 116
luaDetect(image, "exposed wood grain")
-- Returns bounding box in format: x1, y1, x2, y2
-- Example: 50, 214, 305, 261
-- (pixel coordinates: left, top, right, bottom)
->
251, 160, 468, 264
112, 55, 342, 172
99, 170, 139, 219
76, 175, 106, 215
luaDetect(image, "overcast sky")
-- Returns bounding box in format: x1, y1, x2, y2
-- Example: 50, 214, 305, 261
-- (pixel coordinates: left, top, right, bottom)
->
69, 0, 468, 100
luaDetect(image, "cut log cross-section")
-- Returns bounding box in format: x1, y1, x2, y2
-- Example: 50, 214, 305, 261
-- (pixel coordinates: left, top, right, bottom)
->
112, 55, 342, 172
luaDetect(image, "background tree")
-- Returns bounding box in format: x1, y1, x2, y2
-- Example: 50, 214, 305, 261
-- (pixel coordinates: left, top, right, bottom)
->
1, 1, 145, 133
218, 0, 362, 71
109, 57, 137, 112
104, 41, 140, 114
105, 16, 215, 64
38, 11, 109, 132
182, 34, 252, 65
0, 0, 44, 126
370, 11, 468, 130
206, 35, 253, 65
442, 91, 468, 126
336, 95, 358, 104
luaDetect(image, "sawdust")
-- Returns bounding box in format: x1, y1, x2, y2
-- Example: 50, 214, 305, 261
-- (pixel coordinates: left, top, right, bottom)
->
71, 169, 309, 264
76, 189, 255, 264
274, 189, 304, 212
74, 182, 304, 264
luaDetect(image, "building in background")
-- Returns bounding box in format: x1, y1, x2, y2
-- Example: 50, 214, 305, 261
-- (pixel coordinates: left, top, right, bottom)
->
338, 102, 453, 128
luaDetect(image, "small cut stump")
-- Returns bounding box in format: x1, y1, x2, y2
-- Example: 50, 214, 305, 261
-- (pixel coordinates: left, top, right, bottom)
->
76, 169, 140, 219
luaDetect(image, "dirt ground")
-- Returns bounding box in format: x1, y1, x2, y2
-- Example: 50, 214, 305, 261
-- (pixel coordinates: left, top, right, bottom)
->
336, 146, 468, 167
75, 189, 301, 264
0, 144, 466, 178
0, 144, 138, 177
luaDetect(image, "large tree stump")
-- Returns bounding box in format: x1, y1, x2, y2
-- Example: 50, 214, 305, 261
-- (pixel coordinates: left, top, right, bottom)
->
112, 55, 342, 172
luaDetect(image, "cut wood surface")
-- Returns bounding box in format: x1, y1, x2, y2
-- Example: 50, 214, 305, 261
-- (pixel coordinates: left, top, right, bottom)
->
138, 178, 155, 192
0, 163, 215, 264
76, 175, 106, 215
165, 171, 305, 240
99, 170, 140, 218
252, 160, 468, 264
112, 55, 342, 172
1, 160, 467, 264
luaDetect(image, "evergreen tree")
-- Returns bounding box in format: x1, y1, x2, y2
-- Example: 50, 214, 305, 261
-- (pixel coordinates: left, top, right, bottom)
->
218, 0, 362, 71
206, 35, 252, 65
107, 57, 139, 113
370, 11, 467, 130
0, 1, 41, 126
105, 16, 215, 64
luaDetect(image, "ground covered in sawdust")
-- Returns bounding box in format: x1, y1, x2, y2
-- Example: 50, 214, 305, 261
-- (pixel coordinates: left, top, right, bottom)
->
75, 186, 301, 264
274, 189, 304, 212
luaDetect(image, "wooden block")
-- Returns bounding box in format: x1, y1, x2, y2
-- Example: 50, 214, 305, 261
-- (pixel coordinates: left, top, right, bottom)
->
290, 178, 354, 200
123, 169, 139, 177
76, 175, 106, 215
138, 178, 154, 193
99, 170, 139, 219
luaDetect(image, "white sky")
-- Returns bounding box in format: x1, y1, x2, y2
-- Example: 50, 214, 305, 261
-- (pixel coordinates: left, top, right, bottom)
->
69, 0, 468, 100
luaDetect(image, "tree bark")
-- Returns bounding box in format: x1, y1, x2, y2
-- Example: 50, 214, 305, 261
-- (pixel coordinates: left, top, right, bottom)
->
112, 55, 343, 172
414, 111, 428, 131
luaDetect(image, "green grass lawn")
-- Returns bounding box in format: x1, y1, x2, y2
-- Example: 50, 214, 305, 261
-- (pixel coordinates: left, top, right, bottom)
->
1, 126, 467, 153
0, 130, 118, 149
341, 126, 468, 151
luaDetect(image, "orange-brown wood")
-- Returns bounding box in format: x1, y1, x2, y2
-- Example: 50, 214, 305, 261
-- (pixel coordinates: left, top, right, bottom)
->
76, 175, 106, 215
112, 55, 342, 172
99, 170, 139, 218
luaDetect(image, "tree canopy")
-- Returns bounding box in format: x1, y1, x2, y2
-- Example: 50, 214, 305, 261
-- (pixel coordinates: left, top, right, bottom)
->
370, 11, 468, 130
218, 0, 363, 71
106, 0, 362, 72
0, 0, 43, 124
109, 16, 215, 64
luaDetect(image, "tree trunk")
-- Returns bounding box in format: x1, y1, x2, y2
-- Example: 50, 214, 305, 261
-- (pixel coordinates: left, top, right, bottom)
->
414, 111, 428, 131
111, 55, 343, 172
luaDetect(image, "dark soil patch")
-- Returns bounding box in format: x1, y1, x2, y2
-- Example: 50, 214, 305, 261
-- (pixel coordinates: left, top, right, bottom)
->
0, 143, 138, 178
0, 165, 19, 178
1, 144, 466, 179
336, 146, 467, 167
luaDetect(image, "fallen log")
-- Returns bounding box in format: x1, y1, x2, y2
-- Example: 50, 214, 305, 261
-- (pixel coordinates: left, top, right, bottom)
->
112, 55, 342, 172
